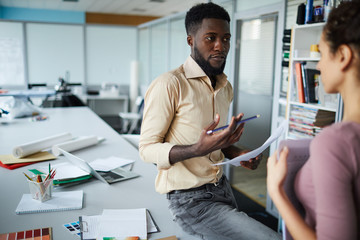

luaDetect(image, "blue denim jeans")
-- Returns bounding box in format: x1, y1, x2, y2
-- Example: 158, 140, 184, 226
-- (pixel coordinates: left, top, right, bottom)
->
167, 176, 281, 240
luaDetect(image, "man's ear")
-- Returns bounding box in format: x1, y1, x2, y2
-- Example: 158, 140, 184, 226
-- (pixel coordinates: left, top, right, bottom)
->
187, 35, 193, 47
338, 44, 353, 71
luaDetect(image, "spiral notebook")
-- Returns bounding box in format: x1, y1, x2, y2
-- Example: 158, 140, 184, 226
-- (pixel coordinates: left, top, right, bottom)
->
15, 190, 83, 214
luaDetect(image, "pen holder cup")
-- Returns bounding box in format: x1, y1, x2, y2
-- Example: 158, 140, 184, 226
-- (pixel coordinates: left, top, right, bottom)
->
28, 179, 53, 202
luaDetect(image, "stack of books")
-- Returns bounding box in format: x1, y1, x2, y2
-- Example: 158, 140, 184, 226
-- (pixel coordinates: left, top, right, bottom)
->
289, 106, 336, 139
313, 109, 336, 127
289, 105, 321, 139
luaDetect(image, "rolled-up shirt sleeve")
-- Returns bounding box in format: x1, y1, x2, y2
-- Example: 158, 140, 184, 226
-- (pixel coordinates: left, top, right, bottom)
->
139, 73, 179, 170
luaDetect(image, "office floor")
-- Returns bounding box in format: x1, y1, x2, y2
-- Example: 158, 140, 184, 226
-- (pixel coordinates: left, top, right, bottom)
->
232, 187, 278, 232
231, 157, 268, 207
230, 158, 279, 232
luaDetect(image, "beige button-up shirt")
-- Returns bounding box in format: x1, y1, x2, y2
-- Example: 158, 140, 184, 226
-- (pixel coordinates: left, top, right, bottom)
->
139, 56, 233, 194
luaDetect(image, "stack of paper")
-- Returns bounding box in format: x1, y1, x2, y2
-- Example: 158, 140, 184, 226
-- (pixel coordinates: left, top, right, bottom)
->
80, 208, 159, 240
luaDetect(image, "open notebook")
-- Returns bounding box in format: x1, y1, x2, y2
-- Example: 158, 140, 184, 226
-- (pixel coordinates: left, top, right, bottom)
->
15, 190, 83, 214
59, 149, 139, 184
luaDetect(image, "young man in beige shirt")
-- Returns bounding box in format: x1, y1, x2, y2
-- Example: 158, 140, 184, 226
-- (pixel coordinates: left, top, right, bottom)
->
139, 2, 280, 240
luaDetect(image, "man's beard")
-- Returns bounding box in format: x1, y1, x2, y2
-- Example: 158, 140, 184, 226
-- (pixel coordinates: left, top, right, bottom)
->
193, 46, 226, 77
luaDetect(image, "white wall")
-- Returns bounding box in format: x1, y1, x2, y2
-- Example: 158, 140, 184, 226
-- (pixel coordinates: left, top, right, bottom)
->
0, 21, 137, 89
86, 25, 137, 86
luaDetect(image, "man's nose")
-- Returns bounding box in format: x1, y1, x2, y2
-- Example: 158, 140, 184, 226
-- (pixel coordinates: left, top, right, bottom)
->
214, 38, 226, 51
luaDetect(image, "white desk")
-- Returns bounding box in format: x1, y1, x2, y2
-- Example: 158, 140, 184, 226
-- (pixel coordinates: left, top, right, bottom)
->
80, 95, 129, 116
0, 107, 196, 240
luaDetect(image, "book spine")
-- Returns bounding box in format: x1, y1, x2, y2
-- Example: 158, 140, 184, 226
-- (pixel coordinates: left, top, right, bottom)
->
295, 62, 305, 103
306, 69, 320, 103
300, 62, 309, 103
305, 0, 314, 24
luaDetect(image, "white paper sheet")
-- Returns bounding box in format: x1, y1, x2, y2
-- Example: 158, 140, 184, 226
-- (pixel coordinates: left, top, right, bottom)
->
39, 162, 90, 180
80, 210, 158, 240
214, 120, 288, 166
98, 208, 147, 239
89, 156, 135, 172
80, 215, 101, 240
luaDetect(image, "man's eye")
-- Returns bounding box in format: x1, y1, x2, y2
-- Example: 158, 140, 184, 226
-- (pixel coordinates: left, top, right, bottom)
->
223, 37, 231, 42
206, 36, 214, 41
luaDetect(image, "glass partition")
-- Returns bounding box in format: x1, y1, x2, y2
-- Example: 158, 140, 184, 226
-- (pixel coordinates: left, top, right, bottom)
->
150, 22, 167, 82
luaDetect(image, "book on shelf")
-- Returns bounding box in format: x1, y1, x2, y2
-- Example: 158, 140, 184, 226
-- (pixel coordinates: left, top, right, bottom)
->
295, 62, 305, 103
300, 62, 309, 103
302, 63, 320, 104
313, 109, 336, 127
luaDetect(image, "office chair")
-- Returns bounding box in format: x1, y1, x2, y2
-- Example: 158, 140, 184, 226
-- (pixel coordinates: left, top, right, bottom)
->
278, 138, 311, 240
118, 96, 144, 134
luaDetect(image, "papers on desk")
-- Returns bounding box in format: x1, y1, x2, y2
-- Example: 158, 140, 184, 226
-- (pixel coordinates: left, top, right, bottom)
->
215, 120, 288, 166
51, 136, 105, 157
13, 132, 73, 158
0, 133, 105, 170
90, 156, 135, 172
12, 133, 104, 159
80, 208, 159, 240
37, 156, 136, 186
47, 162, 90, 180
0, 151, 56, 165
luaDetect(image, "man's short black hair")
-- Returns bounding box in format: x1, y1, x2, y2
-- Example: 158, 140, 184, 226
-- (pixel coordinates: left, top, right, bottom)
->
185, 2, 230, 35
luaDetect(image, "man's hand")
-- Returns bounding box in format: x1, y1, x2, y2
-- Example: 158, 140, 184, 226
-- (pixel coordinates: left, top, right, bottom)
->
169, 113, 245, 165
195, 113, 245, 155
239, 150, 263, 170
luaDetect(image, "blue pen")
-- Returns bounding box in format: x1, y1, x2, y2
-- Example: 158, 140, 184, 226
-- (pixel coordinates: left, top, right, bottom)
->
207, 114, 260, 134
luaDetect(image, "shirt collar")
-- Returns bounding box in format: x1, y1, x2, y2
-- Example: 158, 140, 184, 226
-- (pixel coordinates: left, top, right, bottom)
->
183, 56, 228, 90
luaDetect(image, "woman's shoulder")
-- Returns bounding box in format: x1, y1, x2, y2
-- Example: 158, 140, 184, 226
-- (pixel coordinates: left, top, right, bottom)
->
316, 121, 360, 139
309, 122, 360, 178
312, 122, 360, 157
312, 121, 360, 161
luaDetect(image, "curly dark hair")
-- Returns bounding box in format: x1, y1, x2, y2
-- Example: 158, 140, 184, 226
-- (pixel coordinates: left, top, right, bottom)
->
323, 1, 360, 57
185, 2, 230, 35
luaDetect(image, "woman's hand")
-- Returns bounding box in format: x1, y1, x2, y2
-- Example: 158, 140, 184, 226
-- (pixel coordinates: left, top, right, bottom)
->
266, 147, 289, 198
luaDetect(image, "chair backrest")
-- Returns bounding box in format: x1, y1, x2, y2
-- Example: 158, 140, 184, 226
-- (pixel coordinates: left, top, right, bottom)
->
278, 138, 312, 240
131, 96, 144, 113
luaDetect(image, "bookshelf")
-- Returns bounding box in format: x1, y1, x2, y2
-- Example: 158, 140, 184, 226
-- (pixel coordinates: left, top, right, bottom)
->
285, 22, 343, 139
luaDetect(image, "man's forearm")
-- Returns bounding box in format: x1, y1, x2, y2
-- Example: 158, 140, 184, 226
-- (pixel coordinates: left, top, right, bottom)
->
169, 144, 246, 165
221, 145, 245, 159
169, 144, 201, 165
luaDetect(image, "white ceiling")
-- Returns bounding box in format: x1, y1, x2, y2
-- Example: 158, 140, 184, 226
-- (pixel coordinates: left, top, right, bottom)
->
0, 0, 208, 17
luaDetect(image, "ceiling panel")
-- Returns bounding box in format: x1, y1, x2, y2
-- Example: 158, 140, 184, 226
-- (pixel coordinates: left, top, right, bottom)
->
0, 0, 208, 17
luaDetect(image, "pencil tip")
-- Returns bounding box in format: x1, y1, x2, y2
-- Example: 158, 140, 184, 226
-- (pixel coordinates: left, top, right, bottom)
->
257, 114, 260, 117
